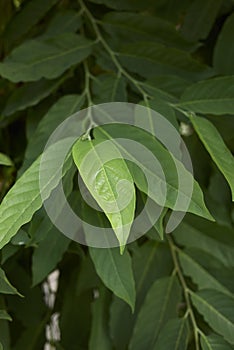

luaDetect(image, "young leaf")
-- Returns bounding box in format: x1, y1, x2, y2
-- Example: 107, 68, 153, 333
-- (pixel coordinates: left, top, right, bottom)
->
0, 310, 12, 322
0, 34, 93, 82
153, 318, 189, 350
189, 115, 234, 200
179, 76, 234, 114
0, 140, 73, 249
72, 136, 136, 249
0, 153, 13, 167
89, 247, 136, 312
129, 275, 181, 350
0, 268, 21, 296
191, 289, 234, 344
200, 333, 233, 350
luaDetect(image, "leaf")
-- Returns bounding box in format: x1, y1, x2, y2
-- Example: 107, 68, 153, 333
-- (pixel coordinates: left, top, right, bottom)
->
0, 267, 21, 296
89, 247, 136, 312
181, 0, 223, 42
129, 275, 181, 350
0, 153, 13, 166
189, 115, 234, 200
173, 219, 234, 268
89, 287, 112, 350
2, 77, 64, 116
118, 42, 213, 80
0, 310, 12, 322
43, 10, 82, 38
200, 333, 233, 350
102, 12, 195, 51
21, 94, 84, 172
153, 318, 189, 350
213, 12, 234, 75
0, 139, 73, 250
72, 136, 136, 249
0, 33, 93, 82
3, 0, 59, 47
94, 124, 213, 221
92, 73, 127, 103
179, 76, 234, 114
143, 75, 191, 98
191, 289, 234, 344
32, 229, 70, 286
178, 250, 232, 295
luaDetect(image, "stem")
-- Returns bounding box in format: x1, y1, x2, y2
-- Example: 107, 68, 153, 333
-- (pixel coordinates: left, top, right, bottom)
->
168, 235, 200, 350
79, 0, 150, 100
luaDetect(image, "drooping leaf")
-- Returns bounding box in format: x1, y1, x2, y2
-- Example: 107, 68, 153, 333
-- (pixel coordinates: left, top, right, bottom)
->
118, 42, 213, 80
3, 0, 59, 47
200, 333, 233, 350
94, 124, 213, 221
0, 140, 73, 249
0, 267, 21, 296
32, 229, 70, 286
0, 34, 93, 82
72, 136, 136, 249
173, 218, 234, 268
181, 0, 223, 42
0, 310, 12, 322
213, 12, 234, 75
0, 153, 13, 167
89, 247, 136, 312
178, 249, 232, 295
189, 114, 234, 200
179, 76, 234, 114
89, 287, 112, 350
191, 289, 234, 344
153, 318, 189, 350
2, 77, 64, 116
129, 275, 181, 350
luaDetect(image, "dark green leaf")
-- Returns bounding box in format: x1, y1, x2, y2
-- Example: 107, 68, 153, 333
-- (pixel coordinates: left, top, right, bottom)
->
0, 267, 21, 296
200, 333, 233, 350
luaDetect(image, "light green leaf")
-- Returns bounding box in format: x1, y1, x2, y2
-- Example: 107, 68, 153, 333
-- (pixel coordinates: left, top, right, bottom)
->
0, 33, 93, 82
191, 289, 234, 344
129, 275, 181, 350
0, 139, 73, 250
178, 250, 232, 295
153, 318, 189, 350
181, 0, 222, 42
0, 267, 21, 296
200, 333, 233, 350
32, 229, 70, 286
2, 77, 64, 116
0, 310, 12, 322
179, 76, 234, 114
72, 136, 136, 249
173, 219, 234, 268
213, 12, 234, 75
189, 115, 234, 200
89, 247, 136, 312
4, 0, 59, 46
0, 153, 13, 167
89, 287, 112, 350
118, 42, 213, 80
95, 124, 213, 221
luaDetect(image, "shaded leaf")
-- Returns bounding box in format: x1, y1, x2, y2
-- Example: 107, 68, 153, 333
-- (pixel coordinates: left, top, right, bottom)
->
92, 73, 127, 103
89, 247, 136, 312
200, 333, 233, 350
179, 76, 234, 114
0, 153, 13, 167
0, 310, 12, 322
190, 115, 234, 200
0, 34, 93, 82
0, 267, 21, 296
191, 289, 234, 344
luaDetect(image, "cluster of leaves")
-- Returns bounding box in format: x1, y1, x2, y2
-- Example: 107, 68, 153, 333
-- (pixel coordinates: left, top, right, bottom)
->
0, 0, 234, 349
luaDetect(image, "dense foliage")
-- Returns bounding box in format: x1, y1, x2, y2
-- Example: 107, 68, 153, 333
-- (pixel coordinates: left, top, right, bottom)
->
0, 0, 234, 349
